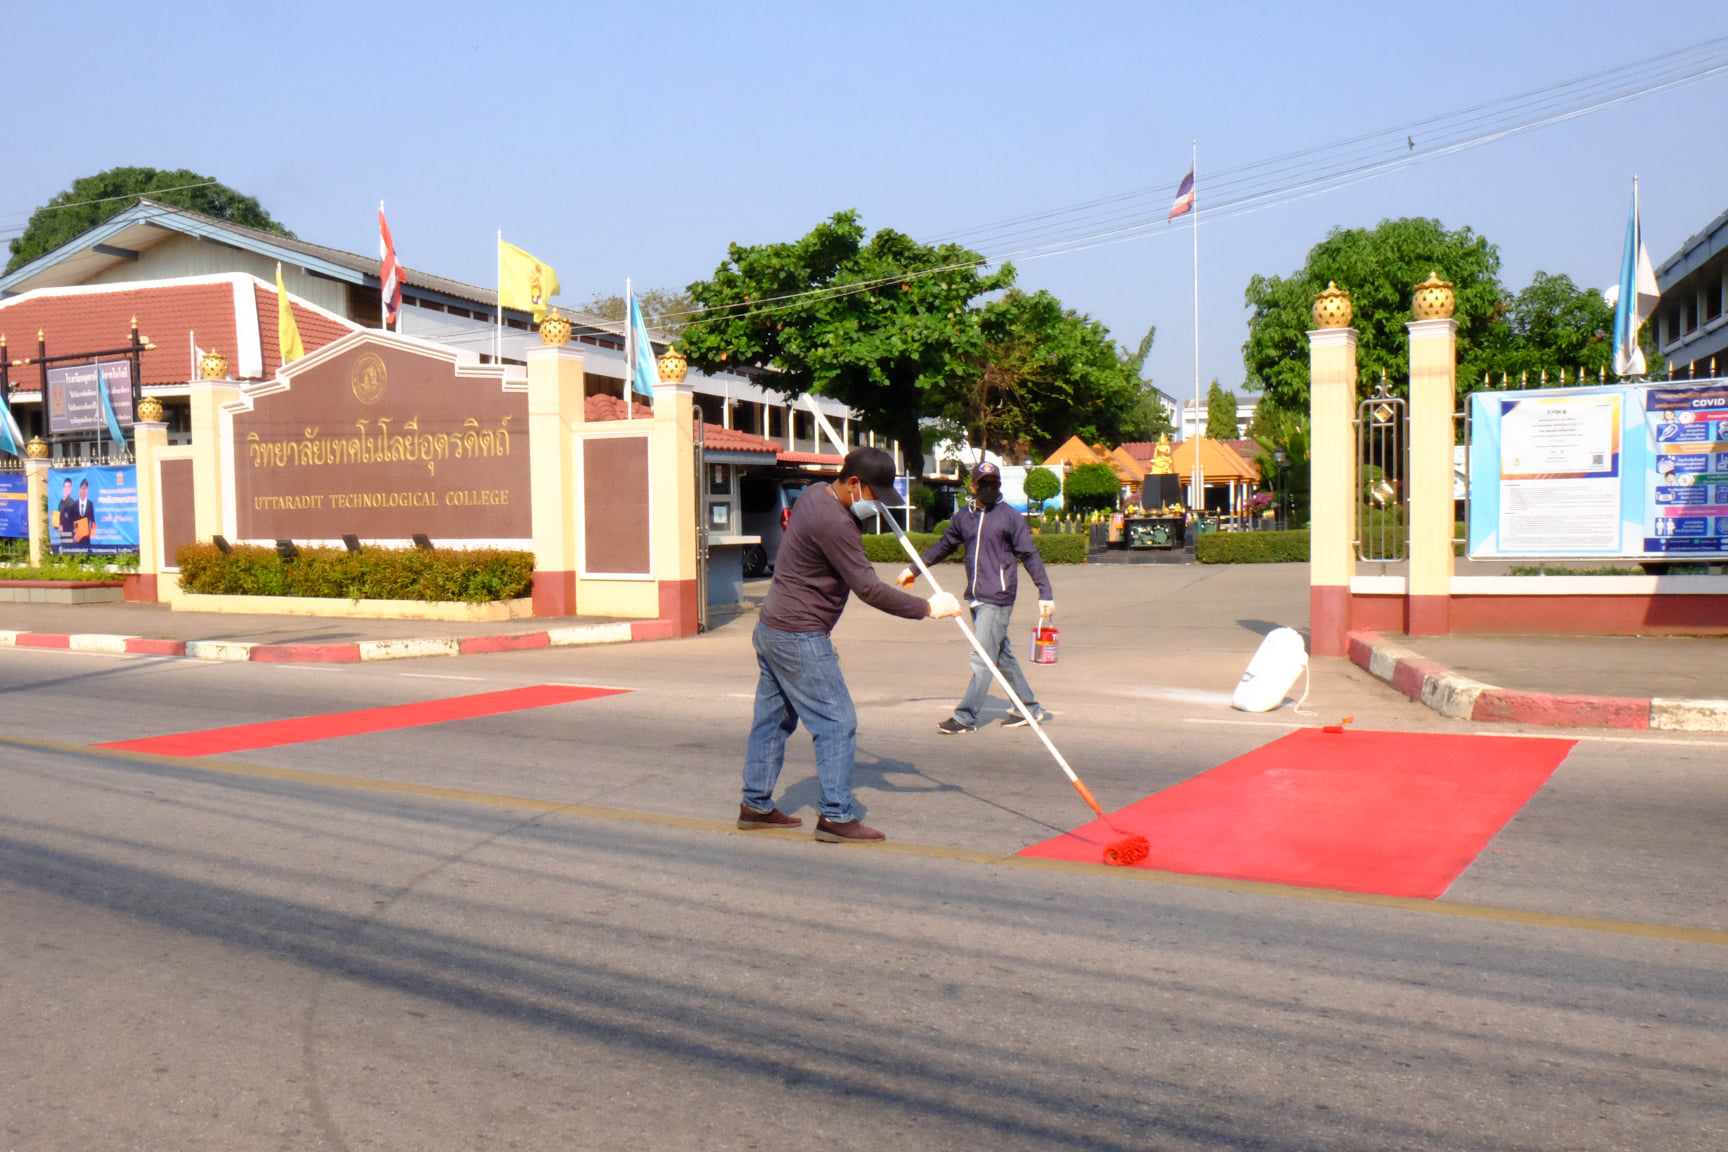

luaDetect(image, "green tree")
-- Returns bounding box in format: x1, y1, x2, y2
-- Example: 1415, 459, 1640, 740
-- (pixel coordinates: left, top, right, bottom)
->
7, 167, 291, 273
1205, 379, 1238, 439
1248, 400, 1311, 527
579, 287, 696, 336
1242, 217, 1504, 410
1063, 461, 1122, 513
1023, 466, 1061, 515
1117, 324, 1175, 440
1478, 271, 1663, 385
680, 210, 1011, 474
950, 290, 1143, 458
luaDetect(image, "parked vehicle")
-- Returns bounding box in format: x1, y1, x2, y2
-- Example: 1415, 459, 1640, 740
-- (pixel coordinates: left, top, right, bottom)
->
739, 475, 818, 576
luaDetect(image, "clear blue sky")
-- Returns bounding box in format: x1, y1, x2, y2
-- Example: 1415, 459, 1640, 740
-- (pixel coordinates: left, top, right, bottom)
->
5, 1, 1726, 404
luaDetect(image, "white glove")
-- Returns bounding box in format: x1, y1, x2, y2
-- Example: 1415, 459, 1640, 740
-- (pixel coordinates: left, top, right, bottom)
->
927, 591, 961, 619
1038, 600, 1054, 617
895, 566, 916, 589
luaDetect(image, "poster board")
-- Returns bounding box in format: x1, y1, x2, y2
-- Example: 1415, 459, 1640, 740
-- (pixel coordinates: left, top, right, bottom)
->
0, 474, 27, 539
48, 465, 139, 555
1467, 381, 1728, 559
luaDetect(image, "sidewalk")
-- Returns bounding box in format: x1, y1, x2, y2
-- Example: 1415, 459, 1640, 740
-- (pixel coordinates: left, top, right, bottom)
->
1349, 629, 1728, 732
0, 600, 666, 663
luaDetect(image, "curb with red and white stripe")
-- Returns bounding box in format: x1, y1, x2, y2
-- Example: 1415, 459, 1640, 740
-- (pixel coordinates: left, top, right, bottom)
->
1348, 630, 1728, 732
0, 619, 678, 665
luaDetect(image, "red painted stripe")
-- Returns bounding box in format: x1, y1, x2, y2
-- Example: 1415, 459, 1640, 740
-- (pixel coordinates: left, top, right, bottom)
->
124, 638, 185, 656
17, 633, 71, 649
249, 643, 363, 664
459, 632, 550, 655
96, 683, 631, 758
630, 619, 676, 641
1020, 728, 1575, 898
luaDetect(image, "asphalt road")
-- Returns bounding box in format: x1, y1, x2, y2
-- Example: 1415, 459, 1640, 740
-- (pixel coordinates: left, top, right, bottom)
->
3, 565, 1725, 1150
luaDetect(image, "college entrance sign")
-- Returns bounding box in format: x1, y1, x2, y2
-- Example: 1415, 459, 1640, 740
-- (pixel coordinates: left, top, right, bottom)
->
223, 332, 531, 545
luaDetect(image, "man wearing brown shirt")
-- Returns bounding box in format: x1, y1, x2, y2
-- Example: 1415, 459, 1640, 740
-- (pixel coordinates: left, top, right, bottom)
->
738, 447, 960, 843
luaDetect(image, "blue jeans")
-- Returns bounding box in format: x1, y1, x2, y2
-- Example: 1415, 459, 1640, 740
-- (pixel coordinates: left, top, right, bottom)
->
742, 621, 859, 822
953, 603, 1038, 727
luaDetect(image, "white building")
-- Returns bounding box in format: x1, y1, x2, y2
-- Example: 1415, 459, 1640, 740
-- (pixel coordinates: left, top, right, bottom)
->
1178, 394, 1258, 441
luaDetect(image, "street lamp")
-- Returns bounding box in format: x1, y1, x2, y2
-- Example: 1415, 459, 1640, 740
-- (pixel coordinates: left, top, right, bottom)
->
1273, 449, 1289, 531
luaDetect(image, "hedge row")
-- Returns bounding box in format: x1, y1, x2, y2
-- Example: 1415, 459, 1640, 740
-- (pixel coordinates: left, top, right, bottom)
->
1196, 530, 1310, 564
858, 533, 1089, 565
175, 544, 536, 602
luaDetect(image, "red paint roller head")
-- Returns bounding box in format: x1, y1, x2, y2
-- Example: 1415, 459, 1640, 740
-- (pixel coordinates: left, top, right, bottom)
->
1102, 834, 1150, 867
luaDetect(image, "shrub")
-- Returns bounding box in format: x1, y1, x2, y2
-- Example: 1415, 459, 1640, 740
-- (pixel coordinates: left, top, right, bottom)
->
175, 544, 535, 602
1023, 466, 1060, 514
1196, 530, 1310, 564
860, 533, 962, 564
1032, 534, 1088, 564
1063, 462, 1121, 513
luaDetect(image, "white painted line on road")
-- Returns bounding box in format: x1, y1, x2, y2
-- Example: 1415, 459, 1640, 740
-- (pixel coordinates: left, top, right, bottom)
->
1183, 717, 1303, 728
400, 672, 486, 682
547, 682, 639, 693
264, 663, 348, 673
1185, 715, 1728, 747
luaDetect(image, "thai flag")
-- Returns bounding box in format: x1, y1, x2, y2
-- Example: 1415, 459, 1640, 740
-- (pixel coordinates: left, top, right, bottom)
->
1168, 166, 1196, 219
379, 203, 402, 328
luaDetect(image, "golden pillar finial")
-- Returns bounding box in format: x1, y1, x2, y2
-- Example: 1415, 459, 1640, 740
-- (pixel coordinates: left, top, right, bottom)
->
537, 307, 572, 346
1312, 282, 1353, 328
1412, 271, 1456, 320
657, 345, 688, 384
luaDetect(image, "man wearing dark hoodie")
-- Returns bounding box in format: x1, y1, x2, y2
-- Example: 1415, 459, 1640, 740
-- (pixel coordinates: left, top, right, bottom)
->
897, 461, 1055, 734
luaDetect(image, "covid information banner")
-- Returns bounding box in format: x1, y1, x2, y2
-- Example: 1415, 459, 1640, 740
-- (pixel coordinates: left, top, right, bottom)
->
47, 465, 139, 555
1469, 381, 1728, 559
0, 473, 27, 539
1643, 383, 1728, 555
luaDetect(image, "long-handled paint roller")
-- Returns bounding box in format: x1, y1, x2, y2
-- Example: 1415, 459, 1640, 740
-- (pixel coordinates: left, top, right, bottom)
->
882, 513, 1150, 867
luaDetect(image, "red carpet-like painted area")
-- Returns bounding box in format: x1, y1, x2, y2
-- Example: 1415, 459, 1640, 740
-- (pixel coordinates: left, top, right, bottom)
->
96, 684, 630, 758
1020, 728, 1576, 898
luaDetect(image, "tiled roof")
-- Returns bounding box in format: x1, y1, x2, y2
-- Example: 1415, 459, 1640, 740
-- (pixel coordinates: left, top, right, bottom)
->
1119, 441, 1158, 462
0, 276, 354, 389
778, 450, 843, 467
701, 425, 780, 454
1169, 436, 1260, 482
584, 393, 656, 422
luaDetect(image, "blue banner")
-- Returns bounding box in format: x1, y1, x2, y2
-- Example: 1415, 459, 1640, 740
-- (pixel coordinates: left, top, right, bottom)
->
0, 473, 26, 539
48, 465, 138, 555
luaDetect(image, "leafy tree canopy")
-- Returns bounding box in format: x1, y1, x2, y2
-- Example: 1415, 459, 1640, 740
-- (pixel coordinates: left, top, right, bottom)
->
1023, 466, 1061, 512
680, 210, 1011, 473
7, 167, 291, 273
947, 290, 1144, 459
1206, 379, 1239, 439
1242, 217, 1503, 410
579, 287, 695, 336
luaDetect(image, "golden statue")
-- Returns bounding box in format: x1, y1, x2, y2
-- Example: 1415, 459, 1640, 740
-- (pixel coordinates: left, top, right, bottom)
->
1149, 433, 1173, 475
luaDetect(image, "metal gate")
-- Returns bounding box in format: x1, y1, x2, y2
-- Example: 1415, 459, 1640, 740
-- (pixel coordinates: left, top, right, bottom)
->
1356, 379, 1407, 562
693, 418, 708, 633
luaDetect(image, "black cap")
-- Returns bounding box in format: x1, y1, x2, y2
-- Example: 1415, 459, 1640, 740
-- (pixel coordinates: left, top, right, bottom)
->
839, 446, 897, 489
971, 461, 1001, 482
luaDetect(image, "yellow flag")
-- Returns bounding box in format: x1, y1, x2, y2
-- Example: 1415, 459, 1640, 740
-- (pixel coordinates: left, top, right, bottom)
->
276, 263, 304, 364
498, 239, 560, 322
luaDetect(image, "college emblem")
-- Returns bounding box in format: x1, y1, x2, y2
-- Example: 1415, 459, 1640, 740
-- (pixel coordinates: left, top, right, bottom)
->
351, 352, 387, 405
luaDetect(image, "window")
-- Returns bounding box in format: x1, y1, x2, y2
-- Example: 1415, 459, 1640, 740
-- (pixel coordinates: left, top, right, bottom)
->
769, 406, 785, 438
1707, 280, 1723, 324
1684, 297, 1698, 334
793, 411, 813, 442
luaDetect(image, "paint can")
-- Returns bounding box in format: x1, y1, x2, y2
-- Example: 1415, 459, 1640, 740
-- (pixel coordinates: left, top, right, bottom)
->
1030, 616, 1059, 665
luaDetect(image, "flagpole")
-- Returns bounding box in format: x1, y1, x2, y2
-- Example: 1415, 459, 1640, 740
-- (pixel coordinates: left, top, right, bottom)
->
625, 277, 634, 422
496, 230, 503, 367
1190, 138, 1203, 516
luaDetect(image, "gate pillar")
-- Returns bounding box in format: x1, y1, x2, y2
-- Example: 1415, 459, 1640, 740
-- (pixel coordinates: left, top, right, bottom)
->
526, 345, 585, 617
132, 416, 169, 602
1308, 283, 1358, 658
1407, 273, 1459, 636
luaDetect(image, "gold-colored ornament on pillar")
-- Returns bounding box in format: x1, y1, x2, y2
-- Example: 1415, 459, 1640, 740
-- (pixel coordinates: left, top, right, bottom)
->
25, 436, 49, 459
1411, 271, 1456, 320
538, 307, 572, 346
199, 348, 229, 380
136, 395, 165, 423
1312, 282, 1353, 329
656, 345, 688, 384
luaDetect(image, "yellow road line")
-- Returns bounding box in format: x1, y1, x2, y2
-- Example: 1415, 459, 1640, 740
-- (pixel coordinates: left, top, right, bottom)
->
8, 732, 1726, 948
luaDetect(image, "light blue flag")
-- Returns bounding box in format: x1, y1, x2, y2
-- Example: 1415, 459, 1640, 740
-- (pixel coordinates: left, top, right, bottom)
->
95, 361, 128, 447
0, 392, 22, 457
629, 293, 659, 399
1611, 185, 1658, 378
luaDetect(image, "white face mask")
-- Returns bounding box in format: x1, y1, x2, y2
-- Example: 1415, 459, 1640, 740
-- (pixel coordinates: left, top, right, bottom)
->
849, 497, 882, 522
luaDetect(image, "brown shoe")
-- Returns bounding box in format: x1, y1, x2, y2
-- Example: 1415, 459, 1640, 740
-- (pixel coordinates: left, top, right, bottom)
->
813, 816, 886, 843
738, 804, 803, 830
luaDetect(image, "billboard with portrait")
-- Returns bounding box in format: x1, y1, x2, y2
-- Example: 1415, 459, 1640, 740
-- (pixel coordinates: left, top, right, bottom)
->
47, 465, 139, 555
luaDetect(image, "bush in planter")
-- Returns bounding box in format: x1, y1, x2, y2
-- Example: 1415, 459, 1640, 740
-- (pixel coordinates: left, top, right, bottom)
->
1063, 462, 1122, 513
1023, 466, 1060, 516
1196, 530, 1309, 564
175, 543, 535, 602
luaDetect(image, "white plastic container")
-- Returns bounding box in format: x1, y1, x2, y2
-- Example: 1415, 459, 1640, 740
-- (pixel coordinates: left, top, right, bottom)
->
1231, 627, 1308, 713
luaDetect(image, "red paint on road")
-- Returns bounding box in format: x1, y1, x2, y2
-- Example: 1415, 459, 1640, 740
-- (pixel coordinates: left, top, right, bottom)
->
1020, 728, 1575, 898
96, 683, 630, 758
